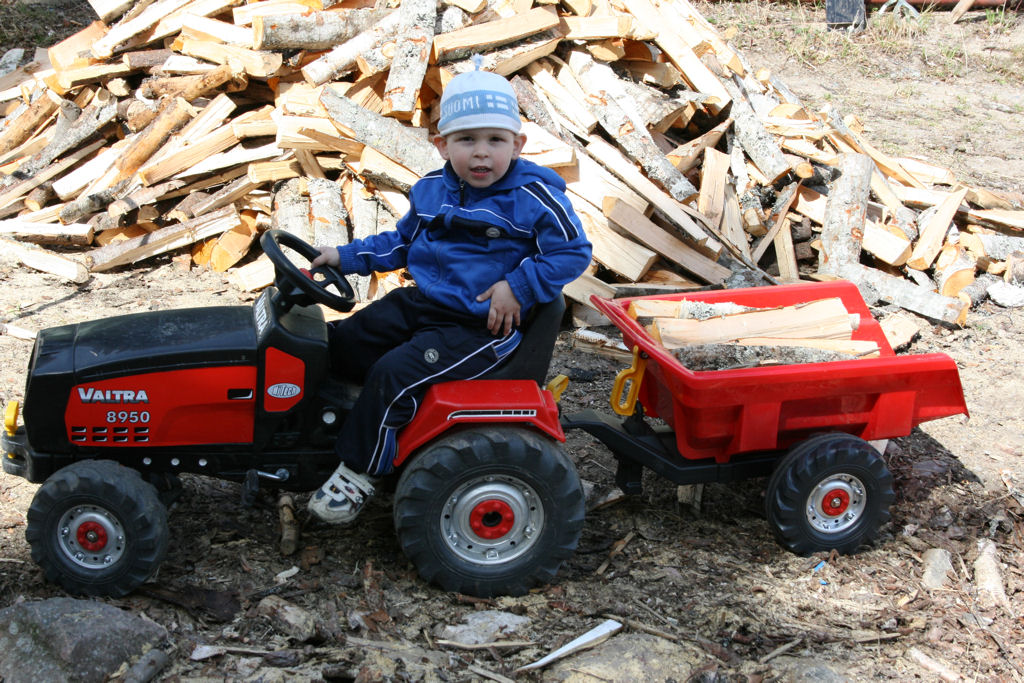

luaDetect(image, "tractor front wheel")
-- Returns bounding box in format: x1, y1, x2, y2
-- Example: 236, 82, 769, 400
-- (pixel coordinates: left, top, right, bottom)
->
26, 460, 169, 597
765, 433, 894, 555
394, 426, 584, 597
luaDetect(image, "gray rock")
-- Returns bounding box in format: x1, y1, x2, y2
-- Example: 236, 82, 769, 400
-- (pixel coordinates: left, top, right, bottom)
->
771, 655, 848, 682
438, 610, 530, 645
988, 281, 1024, 308
0, 597, 167, 683
544, 632, 703, 681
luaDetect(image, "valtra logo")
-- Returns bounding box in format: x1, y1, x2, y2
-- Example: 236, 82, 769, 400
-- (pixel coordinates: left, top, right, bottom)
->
77, 388, 150, 403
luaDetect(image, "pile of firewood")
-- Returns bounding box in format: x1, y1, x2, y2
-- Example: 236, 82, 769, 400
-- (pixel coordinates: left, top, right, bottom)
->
0, 0, 1022, 326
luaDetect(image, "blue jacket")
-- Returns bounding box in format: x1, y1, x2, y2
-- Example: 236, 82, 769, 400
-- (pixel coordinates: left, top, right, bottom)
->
337, 158, 592, 318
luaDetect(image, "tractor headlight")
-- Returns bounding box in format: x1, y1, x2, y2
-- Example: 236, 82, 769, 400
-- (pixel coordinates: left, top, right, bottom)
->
4, 401, 19, 437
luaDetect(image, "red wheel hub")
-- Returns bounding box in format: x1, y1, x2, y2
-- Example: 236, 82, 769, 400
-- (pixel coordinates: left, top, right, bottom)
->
76, 521, 108, 552
469, 499, 515, 539
820, 488, 850, 517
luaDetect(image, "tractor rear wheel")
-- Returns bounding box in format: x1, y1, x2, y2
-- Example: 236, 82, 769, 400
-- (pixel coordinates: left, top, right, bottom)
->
393, 426, 584, 597
765, 433, 894, 555
26, 460, 169, 597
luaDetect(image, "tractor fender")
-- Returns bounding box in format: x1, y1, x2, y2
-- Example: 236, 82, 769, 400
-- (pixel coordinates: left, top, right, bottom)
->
394, 380, 564, 467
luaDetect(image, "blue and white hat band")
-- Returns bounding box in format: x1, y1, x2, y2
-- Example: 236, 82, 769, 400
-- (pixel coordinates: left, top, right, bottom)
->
438, 73, 522, 136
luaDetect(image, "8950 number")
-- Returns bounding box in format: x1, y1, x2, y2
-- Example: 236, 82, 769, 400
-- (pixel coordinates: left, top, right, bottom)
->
106, 410, 150, 424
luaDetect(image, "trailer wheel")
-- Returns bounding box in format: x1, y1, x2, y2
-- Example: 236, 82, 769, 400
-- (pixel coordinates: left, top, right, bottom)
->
765, 434, 894, 555
393, 426, 584, 597
26, 460, 169, 597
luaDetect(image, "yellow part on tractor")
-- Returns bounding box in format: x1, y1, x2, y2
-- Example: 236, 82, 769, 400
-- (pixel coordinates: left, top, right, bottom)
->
610, 346, 647, 416
4, 401, 18, 438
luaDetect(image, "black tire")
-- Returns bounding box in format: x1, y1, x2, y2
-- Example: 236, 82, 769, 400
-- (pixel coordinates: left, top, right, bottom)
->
393, 426, 585, 597
765, 433, 894, 555
25, 460, 169, 597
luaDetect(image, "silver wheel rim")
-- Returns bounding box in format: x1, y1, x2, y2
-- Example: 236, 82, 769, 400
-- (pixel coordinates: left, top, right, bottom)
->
57, 504, 126, 570
806, 474, 867, 534
441, 474, 544, 566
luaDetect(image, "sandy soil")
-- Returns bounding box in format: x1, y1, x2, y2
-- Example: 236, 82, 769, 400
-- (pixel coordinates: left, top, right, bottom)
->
1, 2, 1023, 681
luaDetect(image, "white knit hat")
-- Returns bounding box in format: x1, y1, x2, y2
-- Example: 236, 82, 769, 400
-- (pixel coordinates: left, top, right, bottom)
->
438, 59, 521, 136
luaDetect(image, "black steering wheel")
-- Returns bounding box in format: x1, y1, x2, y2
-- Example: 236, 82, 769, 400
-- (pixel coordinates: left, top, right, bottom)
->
260, 229, 356, 312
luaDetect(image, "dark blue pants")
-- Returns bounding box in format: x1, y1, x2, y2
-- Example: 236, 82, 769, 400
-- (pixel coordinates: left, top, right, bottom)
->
327, 287, 521, 476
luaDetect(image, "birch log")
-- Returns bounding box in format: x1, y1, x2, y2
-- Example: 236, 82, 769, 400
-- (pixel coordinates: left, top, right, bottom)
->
307, 177, 348, 247
271, 178, 311, 242
835, 262, 968, 325
721, 77, 790, 185
382, 0, 436, 119
86, 205, 240, 271
1, 90, 117, 189
817, 153, 872, 275
253, 9, 391, 50
301, 11, 403, 86
568, 51, 696, 203
319, 86, 442, 177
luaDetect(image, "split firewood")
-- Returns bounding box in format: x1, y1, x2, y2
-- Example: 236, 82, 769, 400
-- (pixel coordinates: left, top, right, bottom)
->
569, 51, 696, 204
0, 90, 59, 156
907, 188, 969, 271
58, 180, 130, 225
586, 138, 720, 257
574, 207, 657, 282
651, 297, 855, 349
602, 197, 729, 284
92, 0, 195, 59
87, 205, 240, 272
0, 236, 90, 282
1, 91, 116, 190
432, 7, 561, 64
667, 118, 731, 174
878, 313, 920, 351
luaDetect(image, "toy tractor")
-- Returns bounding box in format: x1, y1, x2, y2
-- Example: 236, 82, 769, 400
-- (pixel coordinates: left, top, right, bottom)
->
2, 230, 584, 598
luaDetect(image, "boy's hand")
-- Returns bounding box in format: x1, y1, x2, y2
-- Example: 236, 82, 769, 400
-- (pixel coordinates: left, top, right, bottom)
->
310, 246, 340, 269
477, 280, 521, 336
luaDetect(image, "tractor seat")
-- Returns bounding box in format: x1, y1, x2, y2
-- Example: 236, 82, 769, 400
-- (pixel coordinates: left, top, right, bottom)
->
482, 295, 566, 385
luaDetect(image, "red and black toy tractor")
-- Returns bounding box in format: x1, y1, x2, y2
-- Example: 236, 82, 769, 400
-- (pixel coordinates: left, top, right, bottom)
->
2, 231, 969, 599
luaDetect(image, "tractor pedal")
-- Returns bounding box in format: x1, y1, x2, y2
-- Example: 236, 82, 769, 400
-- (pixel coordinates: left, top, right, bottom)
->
614, 458, 644, 496
241, 469, 260, 507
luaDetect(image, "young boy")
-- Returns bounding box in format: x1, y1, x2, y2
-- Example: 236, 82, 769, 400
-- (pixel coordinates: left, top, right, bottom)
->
306, 66, 592, 524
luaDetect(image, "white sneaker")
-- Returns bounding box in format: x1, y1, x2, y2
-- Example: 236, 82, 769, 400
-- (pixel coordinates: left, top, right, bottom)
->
307, 462, 376, 524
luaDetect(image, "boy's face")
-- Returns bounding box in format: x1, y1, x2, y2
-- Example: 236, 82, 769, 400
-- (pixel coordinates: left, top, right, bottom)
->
433, 128, 527, 189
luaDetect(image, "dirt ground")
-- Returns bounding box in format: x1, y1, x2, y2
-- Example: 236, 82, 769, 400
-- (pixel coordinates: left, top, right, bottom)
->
1, 2, 1023, 681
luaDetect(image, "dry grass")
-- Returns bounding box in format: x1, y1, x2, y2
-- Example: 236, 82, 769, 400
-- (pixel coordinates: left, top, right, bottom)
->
696, 0, 1023, 83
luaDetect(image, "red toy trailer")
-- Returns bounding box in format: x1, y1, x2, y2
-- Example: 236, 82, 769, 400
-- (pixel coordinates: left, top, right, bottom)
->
563, 280, 968, 555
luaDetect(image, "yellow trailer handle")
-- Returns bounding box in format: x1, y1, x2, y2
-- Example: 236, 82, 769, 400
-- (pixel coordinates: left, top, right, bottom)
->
611, 347, 647, 416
